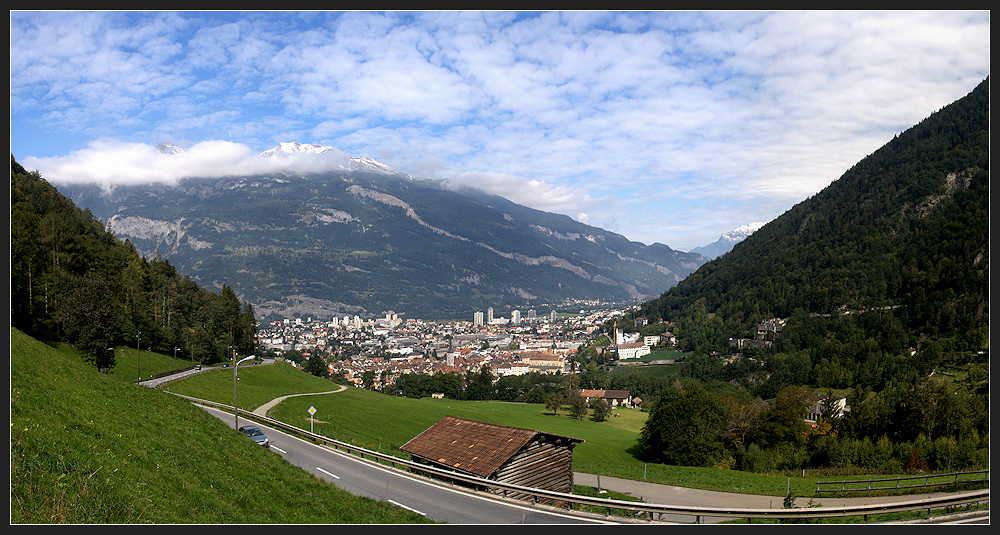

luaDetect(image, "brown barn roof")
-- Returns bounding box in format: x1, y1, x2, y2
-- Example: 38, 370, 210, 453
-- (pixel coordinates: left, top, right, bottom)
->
399, 415, 582, 479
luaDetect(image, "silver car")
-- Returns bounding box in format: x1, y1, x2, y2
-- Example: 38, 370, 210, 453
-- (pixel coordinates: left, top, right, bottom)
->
239, 425, 269, 448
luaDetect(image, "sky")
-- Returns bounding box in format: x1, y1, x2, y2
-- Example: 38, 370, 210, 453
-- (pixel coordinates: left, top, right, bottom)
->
9, 11, 991, 251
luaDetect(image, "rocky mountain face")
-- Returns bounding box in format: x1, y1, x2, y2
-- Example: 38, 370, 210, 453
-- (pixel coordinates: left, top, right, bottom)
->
58, 168, 707, 321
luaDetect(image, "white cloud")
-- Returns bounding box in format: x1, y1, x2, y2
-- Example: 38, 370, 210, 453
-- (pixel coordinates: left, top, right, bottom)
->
9, 10, 990, 251
443, 170, 604, 217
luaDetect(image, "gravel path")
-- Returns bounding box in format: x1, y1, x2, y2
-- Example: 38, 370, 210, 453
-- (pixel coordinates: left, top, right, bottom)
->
252, 384, 347, 417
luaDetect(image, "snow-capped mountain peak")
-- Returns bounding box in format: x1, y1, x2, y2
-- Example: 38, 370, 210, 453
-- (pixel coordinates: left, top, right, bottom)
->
156, 142, 184, 155
719, 222, 766, 244
260, 141, 339, 157
259, 142, 408, 177
153, 140, 407, 177
690, 221, 766, 259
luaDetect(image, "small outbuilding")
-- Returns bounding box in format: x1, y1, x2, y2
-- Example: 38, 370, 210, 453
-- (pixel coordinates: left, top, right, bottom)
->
400, 415, 583, 502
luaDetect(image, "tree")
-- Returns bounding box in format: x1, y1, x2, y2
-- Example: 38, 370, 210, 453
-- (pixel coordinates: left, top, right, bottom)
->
304, 353, 328, 377
719, 395, 767, 450
639, 385, 727, 467
569, 394, 589, 420
464, 364, 495, 400
54, 272, 120, 367
283, 349, 304, 365
361, 370, 376, 390
759, 385, 815, 448
545, 392, 562, 415
590, 397, 612, 422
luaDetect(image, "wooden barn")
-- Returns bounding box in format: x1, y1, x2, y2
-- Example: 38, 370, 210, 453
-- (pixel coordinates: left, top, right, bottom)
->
399, 415, 584, 502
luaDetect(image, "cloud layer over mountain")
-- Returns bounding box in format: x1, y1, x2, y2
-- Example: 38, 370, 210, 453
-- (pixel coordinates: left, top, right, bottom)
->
11, 11, 990, 250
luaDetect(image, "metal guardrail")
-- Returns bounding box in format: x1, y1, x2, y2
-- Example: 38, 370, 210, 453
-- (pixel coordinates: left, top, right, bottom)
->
174, 393, 989, 523
817, 471, 989, 495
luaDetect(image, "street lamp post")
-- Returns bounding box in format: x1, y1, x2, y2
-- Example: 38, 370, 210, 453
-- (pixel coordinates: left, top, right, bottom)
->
136, 332, 141, 384
234, 354, 254, 429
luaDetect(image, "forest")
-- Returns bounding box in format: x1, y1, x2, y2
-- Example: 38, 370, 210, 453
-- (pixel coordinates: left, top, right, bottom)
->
10, 158, 258, 369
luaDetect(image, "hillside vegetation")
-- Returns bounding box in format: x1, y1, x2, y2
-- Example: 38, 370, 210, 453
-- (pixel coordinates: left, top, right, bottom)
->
629, 78, 989, 473
10, 327, 433, 524
643, 78, 988, 365
11, 159, 258, 367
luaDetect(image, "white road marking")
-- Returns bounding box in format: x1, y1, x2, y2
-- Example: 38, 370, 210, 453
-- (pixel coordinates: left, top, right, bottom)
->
316, 467, 340, 479
388, 499, 426, 516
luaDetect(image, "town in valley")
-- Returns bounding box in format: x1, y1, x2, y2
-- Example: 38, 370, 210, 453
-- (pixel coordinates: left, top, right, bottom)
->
254, 299, 675, 396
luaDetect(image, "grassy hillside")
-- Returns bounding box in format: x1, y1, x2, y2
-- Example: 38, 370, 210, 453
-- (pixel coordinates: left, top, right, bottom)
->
10, 328, 434, 524
160, 359, 341, 412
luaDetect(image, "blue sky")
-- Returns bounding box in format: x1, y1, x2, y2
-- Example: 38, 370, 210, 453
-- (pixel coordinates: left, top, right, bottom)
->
9, 11, 990, 251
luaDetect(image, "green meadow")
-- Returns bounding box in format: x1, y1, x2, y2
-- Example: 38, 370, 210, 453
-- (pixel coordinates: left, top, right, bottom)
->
10, 328, 434, 524
170, 360, 823, 497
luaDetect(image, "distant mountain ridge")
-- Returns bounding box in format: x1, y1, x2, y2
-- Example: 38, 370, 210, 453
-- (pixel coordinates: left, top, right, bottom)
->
57, 164, 708, 321
689, 222, 766, 259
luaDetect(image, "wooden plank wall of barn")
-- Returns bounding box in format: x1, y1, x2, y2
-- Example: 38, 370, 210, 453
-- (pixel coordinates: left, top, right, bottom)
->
491, 438, 575, 501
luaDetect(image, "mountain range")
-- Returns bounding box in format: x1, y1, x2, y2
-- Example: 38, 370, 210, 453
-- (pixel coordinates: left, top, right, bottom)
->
55, 149, 709, 321
688, 222, 766, 259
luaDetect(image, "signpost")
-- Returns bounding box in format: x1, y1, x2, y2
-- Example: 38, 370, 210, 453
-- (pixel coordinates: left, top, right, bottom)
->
309, 406, 317, 434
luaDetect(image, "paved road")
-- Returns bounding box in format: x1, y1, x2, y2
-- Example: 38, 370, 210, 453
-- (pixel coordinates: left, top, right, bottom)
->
572, 472, 984, 524
139, 359, 275, 388
200, 404, 619, 524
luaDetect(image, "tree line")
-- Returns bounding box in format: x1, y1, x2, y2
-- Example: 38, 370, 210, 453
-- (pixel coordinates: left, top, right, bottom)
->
11, 158, 258, 369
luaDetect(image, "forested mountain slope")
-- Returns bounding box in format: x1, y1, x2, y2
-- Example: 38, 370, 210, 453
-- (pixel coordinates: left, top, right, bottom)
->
10, 159, 258, 366
641, 78, 988, 366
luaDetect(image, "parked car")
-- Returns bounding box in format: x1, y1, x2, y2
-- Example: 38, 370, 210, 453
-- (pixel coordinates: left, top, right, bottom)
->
239, 425, 269, 448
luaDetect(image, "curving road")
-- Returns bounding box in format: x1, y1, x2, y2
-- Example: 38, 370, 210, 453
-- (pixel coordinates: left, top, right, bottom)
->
199, 404, 619, 524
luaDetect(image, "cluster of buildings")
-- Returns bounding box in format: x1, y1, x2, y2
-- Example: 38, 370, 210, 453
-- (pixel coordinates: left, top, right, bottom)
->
728, 317, 788, 350
255, 301, 663, 391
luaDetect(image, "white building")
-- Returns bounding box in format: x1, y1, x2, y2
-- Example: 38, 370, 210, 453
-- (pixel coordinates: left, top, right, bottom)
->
617, 343, 651, 360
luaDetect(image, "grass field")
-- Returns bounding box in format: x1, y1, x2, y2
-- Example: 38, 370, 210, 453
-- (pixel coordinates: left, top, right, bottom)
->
168, 362, 831, 497
10, 328, 435, 524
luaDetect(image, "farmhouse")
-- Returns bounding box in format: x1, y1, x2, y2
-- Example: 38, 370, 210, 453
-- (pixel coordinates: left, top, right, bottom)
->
399, 415, 583, 502
577, 389, 634, 408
